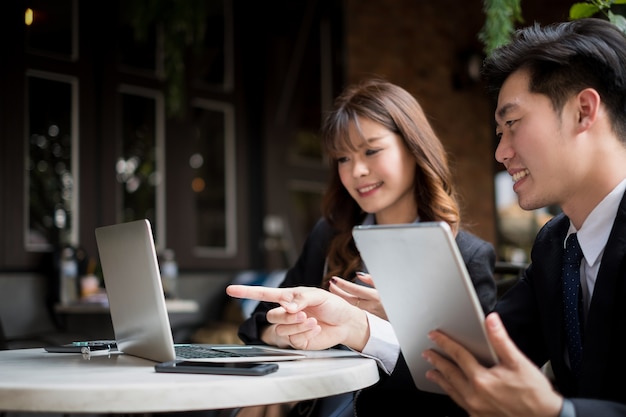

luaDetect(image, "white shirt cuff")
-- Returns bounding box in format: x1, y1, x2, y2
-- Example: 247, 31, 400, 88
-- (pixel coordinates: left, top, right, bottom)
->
559, 399, 576, 417
359, 312, 401, 374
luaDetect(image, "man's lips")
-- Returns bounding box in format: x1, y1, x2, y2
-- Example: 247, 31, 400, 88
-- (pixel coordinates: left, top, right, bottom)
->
511, 169, 529, 183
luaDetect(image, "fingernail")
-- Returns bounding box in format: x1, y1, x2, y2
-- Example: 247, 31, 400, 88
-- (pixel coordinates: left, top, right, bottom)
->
330, 277, 337, 284
356, 271, 366, 276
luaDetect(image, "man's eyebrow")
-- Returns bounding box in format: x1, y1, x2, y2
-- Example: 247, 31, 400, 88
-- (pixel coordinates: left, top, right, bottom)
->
496, 102, 518, 122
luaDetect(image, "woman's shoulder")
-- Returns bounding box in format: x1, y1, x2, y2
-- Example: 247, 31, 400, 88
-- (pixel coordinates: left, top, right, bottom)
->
456, 229, 495, 258
308, 217, 335, 238
298, 217, 337, 254
456, 228, 491, 245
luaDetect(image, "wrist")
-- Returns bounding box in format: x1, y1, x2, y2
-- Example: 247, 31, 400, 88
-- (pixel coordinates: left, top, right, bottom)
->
345, 308, 370, 351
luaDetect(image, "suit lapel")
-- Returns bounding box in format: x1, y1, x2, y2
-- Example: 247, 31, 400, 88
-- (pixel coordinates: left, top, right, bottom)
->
581, 191, 626, 393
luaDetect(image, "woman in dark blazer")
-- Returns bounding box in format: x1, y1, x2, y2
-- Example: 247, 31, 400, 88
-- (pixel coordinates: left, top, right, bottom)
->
236, 78, 497, 417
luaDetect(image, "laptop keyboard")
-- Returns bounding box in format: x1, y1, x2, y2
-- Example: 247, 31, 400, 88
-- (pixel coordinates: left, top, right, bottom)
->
175, 345, 257, 359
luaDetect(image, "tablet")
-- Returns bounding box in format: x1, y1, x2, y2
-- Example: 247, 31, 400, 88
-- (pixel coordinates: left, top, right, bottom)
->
352, 221, 498, 394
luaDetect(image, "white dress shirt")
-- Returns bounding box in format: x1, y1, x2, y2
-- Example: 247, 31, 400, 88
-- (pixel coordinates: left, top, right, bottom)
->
569, 177, 626, 317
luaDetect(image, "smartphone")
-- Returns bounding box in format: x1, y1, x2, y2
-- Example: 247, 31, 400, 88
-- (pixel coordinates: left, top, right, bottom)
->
44, 340, 117, 353
154, 360, 279, 376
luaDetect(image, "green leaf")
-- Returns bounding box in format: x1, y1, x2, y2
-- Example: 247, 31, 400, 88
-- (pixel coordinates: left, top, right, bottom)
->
609, 12, 626, 33
612, 0, 626, 5
569, 3, 601, 19
479, 0, 523, 55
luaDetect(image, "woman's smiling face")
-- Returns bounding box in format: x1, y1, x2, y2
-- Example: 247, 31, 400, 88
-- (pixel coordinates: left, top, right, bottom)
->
336, 117, 417, 225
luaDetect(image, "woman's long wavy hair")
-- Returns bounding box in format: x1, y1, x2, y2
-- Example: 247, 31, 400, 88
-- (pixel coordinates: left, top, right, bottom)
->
320, 78, 460, 288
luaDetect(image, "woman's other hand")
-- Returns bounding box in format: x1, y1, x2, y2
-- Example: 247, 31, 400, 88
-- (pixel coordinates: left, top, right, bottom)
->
329, 272, 388, 320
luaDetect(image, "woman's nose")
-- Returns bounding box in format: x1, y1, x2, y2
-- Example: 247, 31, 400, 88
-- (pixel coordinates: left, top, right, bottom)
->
352, 159, 369, 177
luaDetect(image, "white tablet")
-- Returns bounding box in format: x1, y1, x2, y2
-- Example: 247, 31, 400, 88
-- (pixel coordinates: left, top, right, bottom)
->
352, 221, 498, 394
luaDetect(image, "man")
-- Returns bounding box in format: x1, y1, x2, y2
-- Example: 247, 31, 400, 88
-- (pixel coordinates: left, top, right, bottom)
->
228, 18, 626, 417
424, 17, 626, 416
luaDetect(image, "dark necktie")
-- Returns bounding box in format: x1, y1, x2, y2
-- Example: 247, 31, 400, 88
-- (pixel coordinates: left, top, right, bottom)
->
562, 233, 584, 377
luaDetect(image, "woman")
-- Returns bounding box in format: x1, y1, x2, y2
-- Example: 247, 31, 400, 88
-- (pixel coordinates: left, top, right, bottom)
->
236, 78, 497, 417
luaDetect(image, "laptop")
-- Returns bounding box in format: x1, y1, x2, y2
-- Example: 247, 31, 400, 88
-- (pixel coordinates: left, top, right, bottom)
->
95, 219, 359, 363
352, 221, 498, 394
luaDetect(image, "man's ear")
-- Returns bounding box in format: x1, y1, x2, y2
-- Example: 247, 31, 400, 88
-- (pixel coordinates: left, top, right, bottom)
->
576, 88, 601, 132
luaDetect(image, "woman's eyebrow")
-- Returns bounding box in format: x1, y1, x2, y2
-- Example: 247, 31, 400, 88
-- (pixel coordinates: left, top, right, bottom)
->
363, 135, 387, 144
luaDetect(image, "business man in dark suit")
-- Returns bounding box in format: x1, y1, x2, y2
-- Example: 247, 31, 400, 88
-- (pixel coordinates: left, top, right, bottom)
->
424, 18, 626, 416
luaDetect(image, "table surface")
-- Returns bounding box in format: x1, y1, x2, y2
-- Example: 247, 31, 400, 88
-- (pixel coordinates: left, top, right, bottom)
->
0, 347, 379, 413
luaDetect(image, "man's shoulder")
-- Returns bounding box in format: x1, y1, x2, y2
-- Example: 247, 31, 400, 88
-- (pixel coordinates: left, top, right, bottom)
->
535, 212, 568, 240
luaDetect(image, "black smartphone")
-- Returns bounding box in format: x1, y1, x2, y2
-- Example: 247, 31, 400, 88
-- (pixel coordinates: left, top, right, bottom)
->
45, 340, 117, 353
154, 360, 279, 376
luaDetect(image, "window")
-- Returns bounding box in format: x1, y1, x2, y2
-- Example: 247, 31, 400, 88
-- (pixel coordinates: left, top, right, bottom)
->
26, 71, 79, 251
117, 85, 166, 247
190, 99, 236, 257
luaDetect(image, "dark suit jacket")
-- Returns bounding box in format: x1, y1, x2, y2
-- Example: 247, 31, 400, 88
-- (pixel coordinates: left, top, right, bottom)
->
238, 217, 497, 417
496, 192, 626, 416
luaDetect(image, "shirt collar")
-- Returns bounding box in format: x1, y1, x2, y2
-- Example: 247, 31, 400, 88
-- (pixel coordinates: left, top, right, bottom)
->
568, 178, 626, 267
361, 213, 421, 226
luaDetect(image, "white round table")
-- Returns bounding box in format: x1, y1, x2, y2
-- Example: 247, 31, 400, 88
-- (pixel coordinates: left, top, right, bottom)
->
0, 348, 379, 413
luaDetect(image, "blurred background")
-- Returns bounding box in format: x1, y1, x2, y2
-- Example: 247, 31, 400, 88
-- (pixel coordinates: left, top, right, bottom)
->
1, 0, 576, 274
0, 1, 582, 341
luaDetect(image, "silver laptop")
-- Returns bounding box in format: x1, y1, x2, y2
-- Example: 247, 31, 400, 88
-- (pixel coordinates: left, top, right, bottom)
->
95, 219, 358, 363
352, 221, 498, 394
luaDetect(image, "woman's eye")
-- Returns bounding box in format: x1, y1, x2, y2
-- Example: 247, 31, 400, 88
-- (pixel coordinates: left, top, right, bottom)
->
365, 148, 380, 156
336, 156, 349, 164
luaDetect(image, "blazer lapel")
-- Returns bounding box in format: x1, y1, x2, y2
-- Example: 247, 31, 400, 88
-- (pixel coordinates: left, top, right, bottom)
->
580, 191, 626, 395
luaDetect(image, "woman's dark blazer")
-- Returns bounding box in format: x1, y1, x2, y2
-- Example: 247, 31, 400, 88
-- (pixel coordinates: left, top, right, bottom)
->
496, 196, 626, 416
238, 217, 497, 344
238, 217, 497, 417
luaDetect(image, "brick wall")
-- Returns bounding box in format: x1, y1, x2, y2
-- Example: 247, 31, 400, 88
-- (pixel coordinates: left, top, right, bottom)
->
342, 0, 574, 251
343, 0, 495, 243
